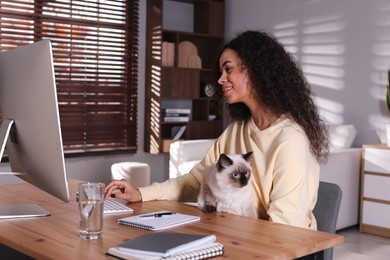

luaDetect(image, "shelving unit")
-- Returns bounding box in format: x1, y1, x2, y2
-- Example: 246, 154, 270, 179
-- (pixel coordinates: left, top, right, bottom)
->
360, 144, 390, 238
144, 0, 225, 154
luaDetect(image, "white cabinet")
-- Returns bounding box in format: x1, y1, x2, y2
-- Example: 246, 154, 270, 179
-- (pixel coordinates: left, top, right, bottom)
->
360, 144, 390, 237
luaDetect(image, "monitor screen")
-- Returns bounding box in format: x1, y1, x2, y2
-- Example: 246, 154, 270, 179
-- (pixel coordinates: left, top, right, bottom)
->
0, 40, 70, 214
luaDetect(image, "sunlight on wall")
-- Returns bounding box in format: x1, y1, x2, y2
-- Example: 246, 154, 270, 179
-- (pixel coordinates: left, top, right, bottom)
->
315, 96, 344, 124
370, 2, 390, 142
273, 21, 299, 55
274, 13, 346, 125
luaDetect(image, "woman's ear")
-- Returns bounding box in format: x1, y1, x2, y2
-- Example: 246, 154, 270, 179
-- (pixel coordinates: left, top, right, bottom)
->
242, 67, 248, 83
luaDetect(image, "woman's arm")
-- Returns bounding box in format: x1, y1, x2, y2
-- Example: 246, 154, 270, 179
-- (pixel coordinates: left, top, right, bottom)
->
139, 171, 202, 202
267, 137, 319, 229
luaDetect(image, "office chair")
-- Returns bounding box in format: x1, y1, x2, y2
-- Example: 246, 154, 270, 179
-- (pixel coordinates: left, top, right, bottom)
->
304, 181, 343, 260
299, 181, 342, 260
111, 162, 150, 187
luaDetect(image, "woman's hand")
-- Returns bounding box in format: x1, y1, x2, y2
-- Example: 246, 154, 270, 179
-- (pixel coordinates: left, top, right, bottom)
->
104, 179, 142, 202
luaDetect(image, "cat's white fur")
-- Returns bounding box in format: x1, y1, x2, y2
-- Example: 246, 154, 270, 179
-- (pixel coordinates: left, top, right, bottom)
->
197, 152, 257, 218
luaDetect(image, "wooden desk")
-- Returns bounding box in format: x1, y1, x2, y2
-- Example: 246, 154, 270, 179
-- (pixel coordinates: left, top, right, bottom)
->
0, 179, 343, 259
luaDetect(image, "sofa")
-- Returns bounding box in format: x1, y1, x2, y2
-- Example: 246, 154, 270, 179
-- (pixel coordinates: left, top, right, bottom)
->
168, 124, 361, 230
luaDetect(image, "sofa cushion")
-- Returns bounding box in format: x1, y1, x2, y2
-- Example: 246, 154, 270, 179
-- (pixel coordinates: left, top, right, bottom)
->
328, 124, 357, 149
169, 139, 215, 178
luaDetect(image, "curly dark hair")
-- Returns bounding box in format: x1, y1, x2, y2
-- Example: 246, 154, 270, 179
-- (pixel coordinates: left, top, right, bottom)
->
217, 30, 329, 163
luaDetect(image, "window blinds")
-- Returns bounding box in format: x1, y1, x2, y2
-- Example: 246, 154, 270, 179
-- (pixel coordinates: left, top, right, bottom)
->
0, 0, 139, 154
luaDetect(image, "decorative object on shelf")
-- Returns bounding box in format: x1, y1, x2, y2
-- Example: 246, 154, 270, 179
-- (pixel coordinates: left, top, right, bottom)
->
208, 115, 216, 121
172, 126, 187, 140
188, 54, 201, 68
178, 41, 202, 69
202, 83, 217, 98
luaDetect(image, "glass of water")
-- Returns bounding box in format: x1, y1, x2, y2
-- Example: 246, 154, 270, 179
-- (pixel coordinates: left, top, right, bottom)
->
77, 182, 105, 239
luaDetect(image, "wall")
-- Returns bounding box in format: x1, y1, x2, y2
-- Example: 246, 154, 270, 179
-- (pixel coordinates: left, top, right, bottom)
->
225, 0, 390, 146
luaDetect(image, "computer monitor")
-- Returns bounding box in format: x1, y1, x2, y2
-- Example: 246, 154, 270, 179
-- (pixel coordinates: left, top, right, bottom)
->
0, 39, 69, 218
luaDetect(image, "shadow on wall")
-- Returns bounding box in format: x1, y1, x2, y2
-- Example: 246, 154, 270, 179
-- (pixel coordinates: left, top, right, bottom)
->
274, 1, 390, 146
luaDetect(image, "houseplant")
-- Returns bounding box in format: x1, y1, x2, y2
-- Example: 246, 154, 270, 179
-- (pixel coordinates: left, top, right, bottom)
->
386, 69, 390, 146
387, 69, 390, 113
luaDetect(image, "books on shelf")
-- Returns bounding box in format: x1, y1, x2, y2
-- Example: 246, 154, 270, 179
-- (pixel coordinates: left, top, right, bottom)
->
164, 113, 190, 117
107, 232, 224, 260
163, 116, 190, 122
162, 41, 175, 67
162, 108, 191, 122
164, 108, 191, 114
117, 211, 200, 231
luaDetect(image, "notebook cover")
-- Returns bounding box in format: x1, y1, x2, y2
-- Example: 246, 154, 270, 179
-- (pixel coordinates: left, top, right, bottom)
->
117, 211, 200, 231
116, 232, 216, 257
107, 242, 224, 260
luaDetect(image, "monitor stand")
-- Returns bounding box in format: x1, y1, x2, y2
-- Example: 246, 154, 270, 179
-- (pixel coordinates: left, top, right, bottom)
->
0, 119, 51, 219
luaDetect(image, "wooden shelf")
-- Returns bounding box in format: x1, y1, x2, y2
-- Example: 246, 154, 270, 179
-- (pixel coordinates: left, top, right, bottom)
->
144, 0, 225, 154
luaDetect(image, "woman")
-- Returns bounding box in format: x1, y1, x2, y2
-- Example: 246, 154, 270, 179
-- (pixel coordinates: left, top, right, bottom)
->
105, 30, 329, 229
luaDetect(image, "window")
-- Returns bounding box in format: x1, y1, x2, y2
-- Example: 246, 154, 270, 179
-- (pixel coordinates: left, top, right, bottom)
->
0, 0, 139, 154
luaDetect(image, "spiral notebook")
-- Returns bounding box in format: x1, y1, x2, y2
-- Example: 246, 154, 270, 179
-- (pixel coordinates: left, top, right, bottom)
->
107, 242, 224, 260
107, 232, 223, 260
117, 211, 200, 231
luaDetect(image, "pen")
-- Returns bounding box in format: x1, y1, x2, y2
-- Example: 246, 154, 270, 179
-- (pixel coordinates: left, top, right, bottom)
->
137, 212, 176, 219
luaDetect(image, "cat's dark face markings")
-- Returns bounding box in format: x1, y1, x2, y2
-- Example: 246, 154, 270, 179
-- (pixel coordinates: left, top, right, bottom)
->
231, 169, 250, 186
216, 151, 253, 188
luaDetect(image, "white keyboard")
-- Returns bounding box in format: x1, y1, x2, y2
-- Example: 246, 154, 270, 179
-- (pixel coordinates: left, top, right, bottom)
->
103, 198, 133, 214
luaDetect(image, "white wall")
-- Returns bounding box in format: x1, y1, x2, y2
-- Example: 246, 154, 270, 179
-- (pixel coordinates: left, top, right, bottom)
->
225, 0, 390, 146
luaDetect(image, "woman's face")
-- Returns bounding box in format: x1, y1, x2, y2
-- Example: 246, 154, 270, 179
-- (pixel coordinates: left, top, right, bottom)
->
218, 48, 253, 104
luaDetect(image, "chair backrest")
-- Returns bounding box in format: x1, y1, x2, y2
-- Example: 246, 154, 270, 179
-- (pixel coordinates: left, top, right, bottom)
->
168, 139, 215, 178
111, 162, 150, 187
313, 181, 342, 260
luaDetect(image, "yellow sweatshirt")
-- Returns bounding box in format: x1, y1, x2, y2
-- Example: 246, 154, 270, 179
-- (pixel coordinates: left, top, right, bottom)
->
139, 115, 319, 229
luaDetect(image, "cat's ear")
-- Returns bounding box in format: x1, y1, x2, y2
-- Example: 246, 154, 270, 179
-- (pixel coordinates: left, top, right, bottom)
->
242, 151, 253, 161
216, 154, 233, 171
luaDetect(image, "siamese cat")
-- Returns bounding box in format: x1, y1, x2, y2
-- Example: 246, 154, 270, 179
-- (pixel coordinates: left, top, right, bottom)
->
197, 151, 257, 218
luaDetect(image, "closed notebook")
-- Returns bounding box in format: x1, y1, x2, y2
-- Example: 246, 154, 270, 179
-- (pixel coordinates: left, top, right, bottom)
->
117, 211, 200, 231
107, 232, 223, 259
107, 242, 224, 260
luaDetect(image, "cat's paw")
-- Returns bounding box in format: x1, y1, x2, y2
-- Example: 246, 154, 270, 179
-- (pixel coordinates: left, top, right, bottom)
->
203, 205, 217, 214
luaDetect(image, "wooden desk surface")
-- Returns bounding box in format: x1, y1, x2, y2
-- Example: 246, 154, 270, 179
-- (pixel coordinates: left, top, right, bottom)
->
0, 179, 343, 259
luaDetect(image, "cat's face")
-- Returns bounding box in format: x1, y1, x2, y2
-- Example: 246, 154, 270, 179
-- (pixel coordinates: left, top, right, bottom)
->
216, 151, 253, 188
